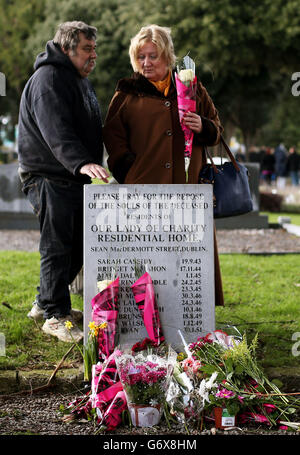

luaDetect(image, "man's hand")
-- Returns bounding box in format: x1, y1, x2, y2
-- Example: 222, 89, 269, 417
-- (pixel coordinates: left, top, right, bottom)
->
80, 163, 109, 182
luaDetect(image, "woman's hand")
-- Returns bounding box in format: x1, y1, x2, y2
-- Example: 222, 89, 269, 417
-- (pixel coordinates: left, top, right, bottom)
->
183, 111, 203, 133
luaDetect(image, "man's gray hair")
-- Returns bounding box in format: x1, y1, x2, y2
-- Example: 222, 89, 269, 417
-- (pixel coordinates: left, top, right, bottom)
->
53, 21, 97, 54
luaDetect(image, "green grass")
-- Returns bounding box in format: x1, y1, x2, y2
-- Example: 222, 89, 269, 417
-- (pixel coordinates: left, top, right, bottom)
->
261, 211, 300, 225
217, 254, 300, 369
0, 251, 83, 370
0, 251, 299, 371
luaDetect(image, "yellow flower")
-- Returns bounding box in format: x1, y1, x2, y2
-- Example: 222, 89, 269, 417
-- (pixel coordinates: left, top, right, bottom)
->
87, 321, 97, 337
65, 320, 73, 331
88, 321, 107, 337
177, 352, 185, 361
89, 322, 98, 337
99, 322, 108, 330
88, 321, 96, 331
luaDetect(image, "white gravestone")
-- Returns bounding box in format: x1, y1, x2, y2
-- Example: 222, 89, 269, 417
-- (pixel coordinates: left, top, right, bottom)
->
84, 184, 215, 351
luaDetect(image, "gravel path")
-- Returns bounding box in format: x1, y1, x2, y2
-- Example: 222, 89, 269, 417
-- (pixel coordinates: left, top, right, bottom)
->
0, 228, 299, 253
0, 392, 96, 435
0, 392, 297, 436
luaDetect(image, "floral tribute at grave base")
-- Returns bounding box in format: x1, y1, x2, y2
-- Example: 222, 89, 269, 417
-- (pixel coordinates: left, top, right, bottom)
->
60, 272, 300, 433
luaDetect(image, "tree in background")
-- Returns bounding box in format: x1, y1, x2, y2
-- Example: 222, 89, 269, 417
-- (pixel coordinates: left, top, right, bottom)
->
1, 0, 300, 152
25, 0, 143, 114
136, 0, 300, 154
259, 82, 300, 149
0, 0, 46, 124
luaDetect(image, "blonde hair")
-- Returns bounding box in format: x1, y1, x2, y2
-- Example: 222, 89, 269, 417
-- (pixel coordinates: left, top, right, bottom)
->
129, 24, 176, 72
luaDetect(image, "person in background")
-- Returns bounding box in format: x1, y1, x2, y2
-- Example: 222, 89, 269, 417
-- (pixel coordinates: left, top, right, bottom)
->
286, 146, 300, 186
103, 24, 225, 307
274, 143, 288, 189
249, 146, 261, 164
260, 147, 275, 185
17, 21, 109, 342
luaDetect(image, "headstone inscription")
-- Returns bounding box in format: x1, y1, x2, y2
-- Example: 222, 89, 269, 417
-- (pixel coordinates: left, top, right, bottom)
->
84, 184, 215, 351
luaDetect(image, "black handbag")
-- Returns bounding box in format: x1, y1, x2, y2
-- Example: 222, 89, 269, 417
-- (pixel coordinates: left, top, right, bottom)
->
198, 136, 253, 218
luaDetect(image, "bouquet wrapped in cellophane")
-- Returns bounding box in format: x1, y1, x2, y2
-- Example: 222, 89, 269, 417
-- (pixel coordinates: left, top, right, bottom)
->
115, 346, 177, 427
91, 350, 127, 431
131, 262, 165, 346
166, 329, 219, 427
175, 55, 197, 181
91, 272, 120, 361
168, 329, 299, 430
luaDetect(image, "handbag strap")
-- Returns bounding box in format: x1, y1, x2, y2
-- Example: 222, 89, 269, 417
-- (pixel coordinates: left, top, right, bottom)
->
220, 136, 240, 172
204, 147, 219, 173
204, 135, 240, 173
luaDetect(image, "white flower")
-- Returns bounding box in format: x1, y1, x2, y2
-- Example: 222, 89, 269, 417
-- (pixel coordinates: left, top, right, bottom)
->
198, 379, 210, 405
196, 373, 219, 409
206, 372, 219, 389
198, 378, 206, 396
177, 372, 194, 392
97, 279, 112, 292
178, 69, 194, 83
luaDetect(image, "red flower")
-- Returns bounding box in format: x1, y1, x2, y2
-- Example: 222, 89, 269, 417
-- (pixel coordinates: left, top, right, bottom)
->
252, 413, 271, 424
238, 411, 271, 425
204, 330, 228, 343
263, 403, 277, 414
131, 338, 158, 353
182, 358, 194, 372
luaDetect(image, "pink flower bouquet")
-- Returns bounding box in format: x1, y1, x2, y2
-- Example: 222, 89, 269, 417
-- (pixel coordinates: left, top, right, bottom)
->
115, 350, 176, 427
131, 272, 164, 345
91, 277, 120, 361
91, 350, 121, 408
98, 390, 127, 431
91, 350, 127, 431
175, 55, 197, 181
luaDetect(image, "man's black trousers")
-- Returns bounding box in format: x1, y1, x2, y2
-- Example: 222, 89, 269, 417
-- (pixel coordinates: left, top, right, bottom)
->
23, 176, 84, 319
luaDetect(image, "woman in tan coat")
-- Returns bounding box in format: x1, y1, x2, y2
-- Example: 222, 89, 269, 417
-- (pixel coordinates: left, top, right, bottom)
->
103, 24, 224, 306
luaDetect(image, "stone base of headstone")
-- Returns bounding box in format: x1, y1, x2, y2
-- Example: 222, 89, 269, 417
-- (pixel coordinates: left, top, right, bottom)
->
0, 163, 39, 230
215, 211, 269, 229
0, 211, 39, 230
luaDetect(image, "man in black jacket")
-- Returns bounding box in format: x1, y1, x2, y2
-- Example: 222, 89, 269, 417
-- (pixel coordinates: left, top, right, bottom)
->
17, 21, 109, 342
